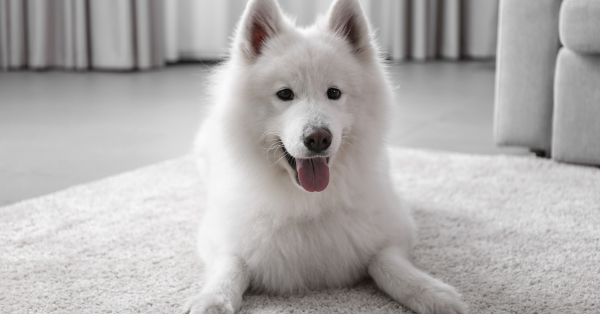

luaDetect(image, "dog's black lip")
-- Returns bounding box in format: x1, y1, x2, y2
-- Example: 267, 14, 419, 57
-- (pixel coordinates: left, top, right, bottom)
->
280, 142, 329, 186
280, 145, 296, 171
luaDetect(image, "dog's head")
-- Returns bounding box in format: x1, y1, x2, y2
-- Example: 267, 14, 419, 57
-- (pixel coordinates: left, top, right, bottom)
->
228, 0, 387, 193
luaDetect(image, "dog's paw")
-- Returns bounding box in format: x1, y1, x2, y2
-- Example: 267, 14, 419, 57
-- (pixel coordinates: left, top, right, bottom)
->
411, 280, 467, 314
181, 293, 235, 314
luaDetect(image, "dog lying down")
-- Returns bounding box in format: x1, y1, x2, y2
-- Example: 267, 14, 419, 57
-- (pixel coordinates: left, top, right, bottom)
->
184, 0, 467, 313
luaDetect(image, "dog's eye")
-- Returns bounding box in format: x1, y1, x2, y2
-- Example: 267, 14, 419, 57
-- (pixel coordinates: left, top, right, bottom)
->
327, 88, 341, 100
276, 89, 294, 101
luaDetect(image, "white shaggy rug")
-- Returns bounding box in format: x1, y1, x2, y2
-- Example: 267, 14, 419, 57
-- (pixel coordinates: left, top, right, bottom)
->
2, 148, 599, 314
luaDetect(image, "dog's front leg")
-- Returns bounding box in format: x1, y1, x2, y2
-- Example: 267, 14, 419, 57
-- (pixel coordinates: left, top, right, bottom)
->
183, 254, 249, 314
368, 247, 467, 314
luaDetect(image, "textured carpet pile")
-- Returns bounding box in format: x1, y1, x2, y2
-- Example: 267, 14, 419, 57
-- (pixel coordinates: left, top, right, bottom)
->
1, 148, 599, 313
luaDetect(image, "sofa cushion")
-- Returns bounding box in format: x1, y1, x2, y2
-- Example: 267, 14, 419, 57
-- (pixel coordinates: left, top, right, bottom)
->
560, 0, 600, 54
552, 48, 600, 165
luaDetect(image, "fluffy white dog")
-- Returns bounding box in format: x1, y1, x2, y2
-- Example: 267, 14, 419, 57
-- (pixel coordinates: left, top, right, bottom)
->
185, 0, 467, 313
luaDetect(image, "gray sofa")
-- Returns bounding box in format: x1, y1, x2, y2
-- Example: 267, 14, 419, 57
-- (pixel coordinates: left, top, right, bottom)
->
494, 0, 600, 166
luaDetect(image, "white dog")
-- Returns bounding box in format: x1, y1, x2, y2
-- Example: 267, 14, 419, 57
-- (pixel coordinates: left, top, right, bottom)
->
184, 0, 467, 313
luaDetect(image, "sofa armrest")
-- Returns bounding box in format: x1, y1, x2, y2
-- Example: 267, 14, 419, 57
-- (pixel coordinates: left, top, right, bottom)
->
494, 0, 562, 152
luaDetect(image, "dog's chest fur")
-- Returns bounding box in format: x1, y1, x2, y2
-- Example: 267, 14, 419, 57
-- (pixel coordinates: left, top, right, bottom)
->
237, 207, 385, 293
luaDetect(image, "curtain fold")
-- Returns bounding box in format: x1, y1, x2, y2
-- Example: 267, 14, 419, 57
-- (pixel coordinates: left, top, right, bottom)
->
87, 0, 165, 70
0, 0, 499, 71
0, 0, 27, 69
371, 0, 499, 61
26, 0, 89, 70
173, 0, 241, 61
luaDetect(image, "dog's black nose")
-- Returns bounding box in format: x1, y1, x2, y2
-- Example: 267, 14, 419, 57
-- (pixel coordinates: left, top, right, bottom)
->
303, 128, 332, 153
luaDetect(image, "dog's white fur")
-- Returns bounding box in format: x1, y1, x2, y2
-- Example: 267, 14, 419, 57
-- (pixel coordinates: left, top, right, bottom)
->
184, 0, 467, 313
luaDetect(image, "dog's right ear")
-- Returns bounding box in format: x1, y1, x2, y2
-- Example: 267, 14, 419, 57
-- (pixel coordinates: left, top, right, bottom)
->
235, 0, 284, 61
326, 0, 374, 59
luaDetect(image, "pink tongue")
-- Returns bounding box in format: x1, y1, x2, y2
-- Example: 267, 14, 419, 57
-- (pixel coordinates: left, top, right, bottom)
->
296, 157, 329, 192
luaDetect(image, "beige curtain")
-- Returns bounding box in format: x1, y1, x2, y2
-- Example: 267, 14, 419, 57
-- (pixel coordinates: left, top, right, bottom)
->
0, 0, 498, 71
162, 0, 498, 62
0, 0, 164, 71
89, 0, 164, 70
371, 0, 499, 60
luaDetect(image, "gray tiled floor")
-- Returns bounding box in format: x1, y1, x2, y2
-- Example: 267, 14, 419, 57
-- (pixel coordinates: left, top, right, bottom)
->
0, 61, 529, 206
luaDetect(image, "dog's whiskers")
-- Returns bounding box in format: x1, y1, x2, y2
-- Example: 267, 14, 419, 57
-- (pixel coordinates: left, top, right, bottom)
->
341, 132, 358, 141
259, 130, 280, 143
269, 153, 286, 167
263, 140, 284, 164
264, 141, 282, 152
263, 142, 281, 151
340, 132, 357, 148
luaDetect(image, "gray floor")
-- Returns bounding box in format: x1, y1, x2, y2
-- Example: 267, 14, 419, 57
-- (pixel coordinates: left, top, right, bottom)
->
0, 61, 529, 206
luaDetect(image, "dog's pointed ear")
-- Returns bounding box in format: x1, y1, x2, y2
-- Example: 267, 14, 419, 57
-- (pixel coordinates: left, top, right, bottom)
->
236, 0, 284, 61
327, 0, 373, 57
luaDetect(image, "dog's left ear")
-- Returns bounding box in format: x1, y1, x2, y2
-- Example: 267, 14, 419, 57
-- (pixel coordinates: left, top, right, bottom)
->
235, 0, 285, 62
326, 0, 374, 58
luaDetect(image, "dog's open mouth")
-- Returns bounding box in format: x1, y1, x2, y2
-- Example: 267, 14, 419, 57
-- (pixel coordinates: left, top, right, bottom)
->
281, 145, 330, 193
